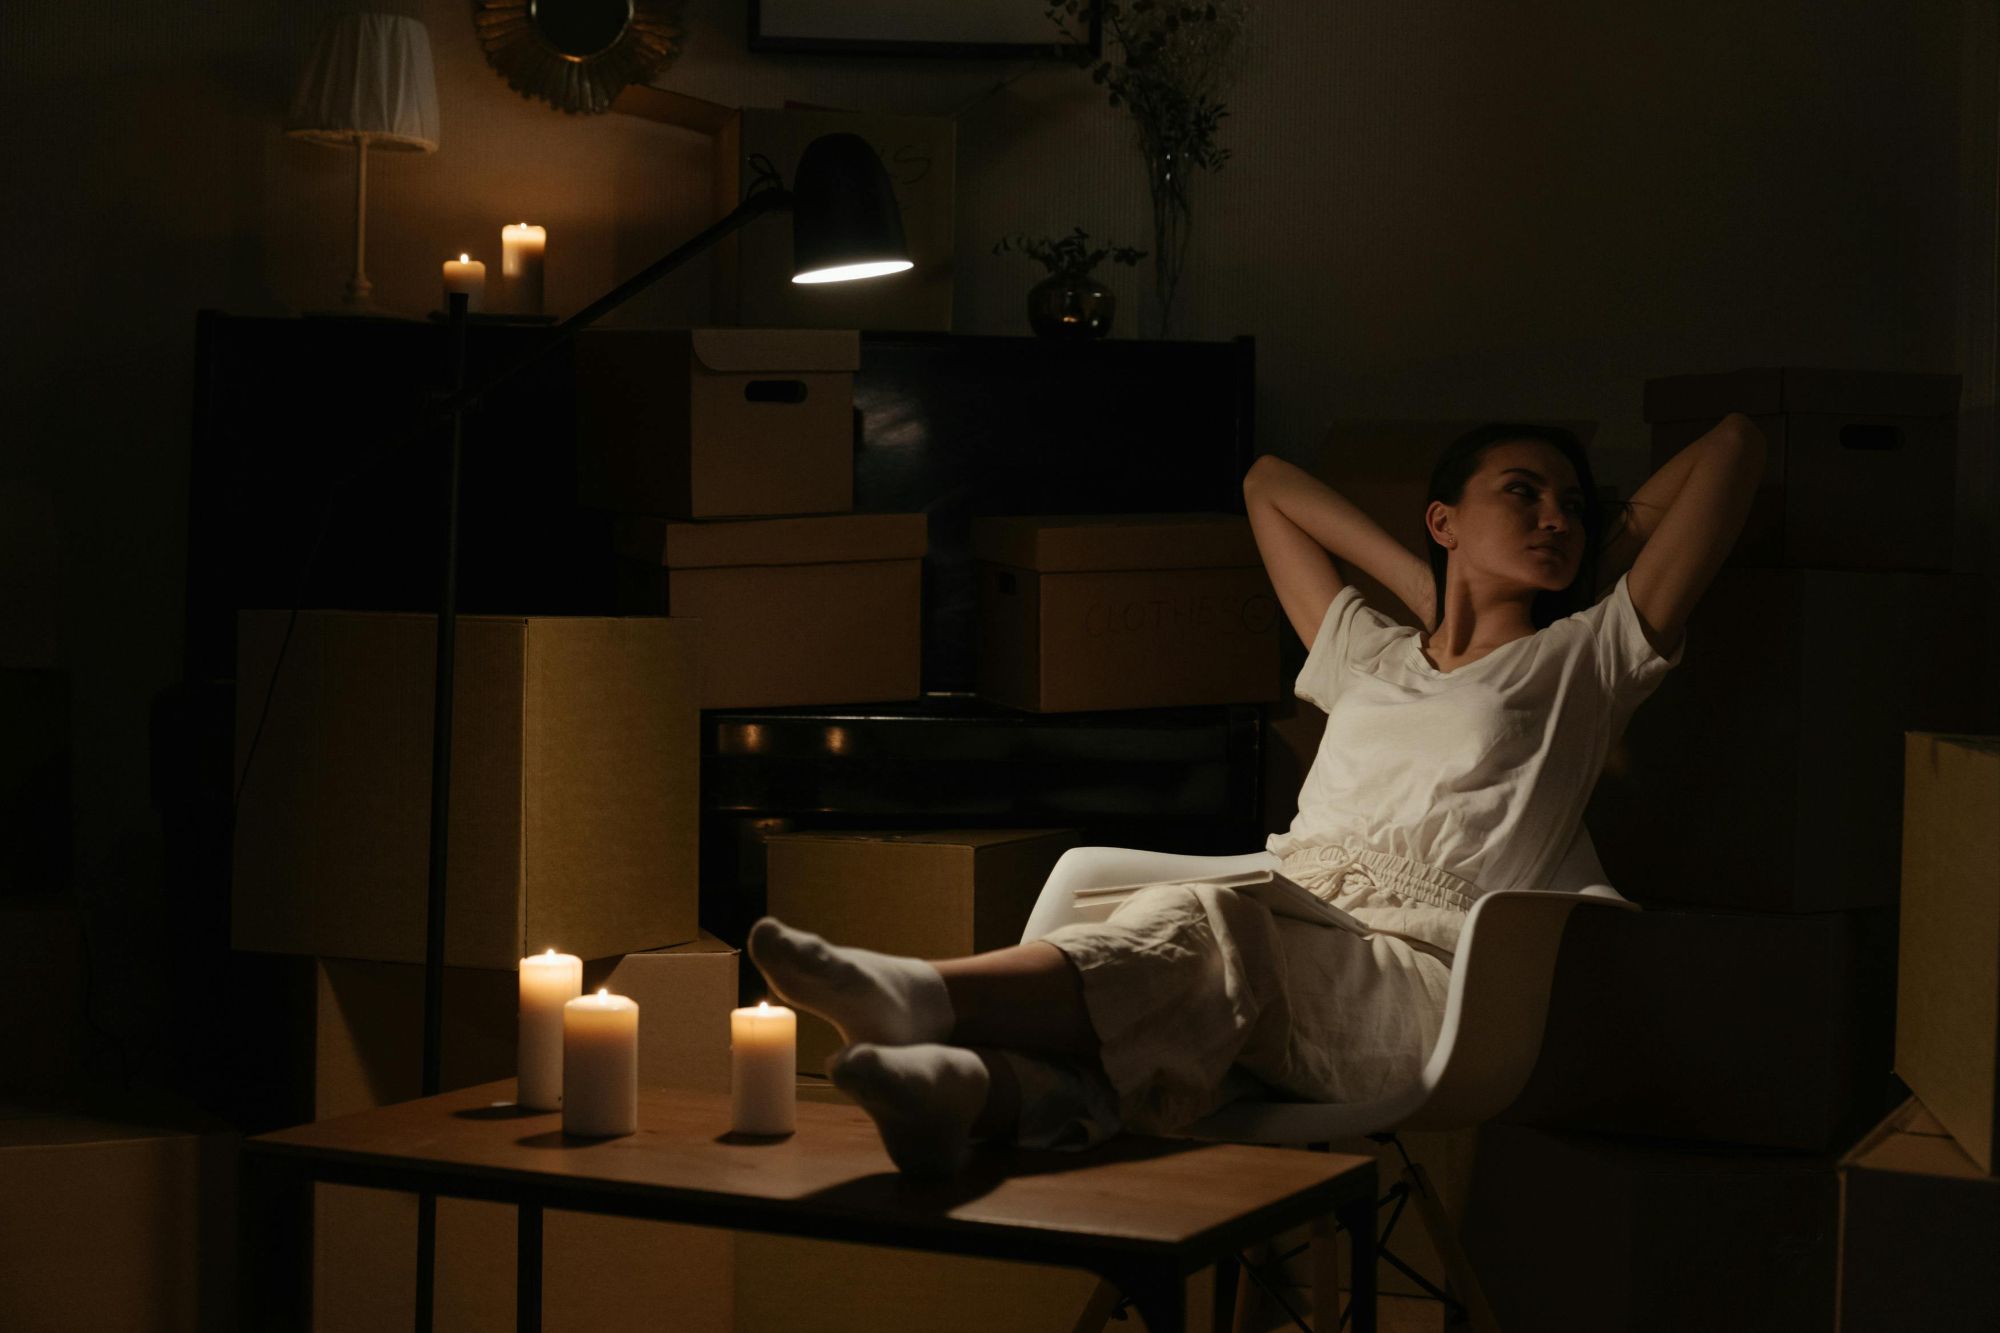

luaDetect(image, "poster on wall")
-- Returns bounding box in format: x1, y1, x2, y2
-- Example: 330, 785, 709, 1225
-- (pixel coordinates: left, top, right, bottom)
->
749, 0, 1101, 59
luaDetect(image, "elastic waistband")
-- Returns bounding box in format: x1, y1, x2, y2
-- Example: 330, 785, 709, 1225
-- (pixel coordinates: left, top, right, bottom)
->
1279, 842, 1480, 914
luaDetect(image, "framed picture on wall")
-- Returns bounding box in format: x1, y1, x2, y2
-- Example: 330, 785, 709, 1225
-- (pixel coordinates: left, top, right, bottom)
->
748, 0, 1102, 60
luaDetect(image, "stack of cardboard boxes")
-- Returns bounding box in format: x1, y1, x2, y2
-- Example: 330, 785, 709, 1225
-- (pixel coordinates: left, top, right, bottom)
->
1452, 367, 1992, 1331
1836, 731, 2000, 1329
228, 606, 743, 1330
578, 327, 929, 710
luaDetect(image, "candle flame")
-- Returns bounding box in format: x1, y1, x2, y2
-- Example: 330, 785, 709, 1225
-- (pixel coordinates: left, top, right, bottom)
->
460, 253, 470, 263
598, 987, 609, 997
544, 947, 555, 956
757, 1000, 770, 1011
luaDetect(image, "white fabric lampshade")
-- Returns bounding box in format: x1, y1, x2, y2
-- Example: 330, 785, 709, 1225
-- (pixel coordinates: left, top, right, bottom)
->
287, 12, 440, 153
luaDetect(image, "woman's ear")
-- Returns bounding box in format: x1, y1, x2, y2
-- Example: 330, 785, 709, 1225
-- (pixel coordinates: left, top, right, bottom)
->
1424, 500, 1454, 548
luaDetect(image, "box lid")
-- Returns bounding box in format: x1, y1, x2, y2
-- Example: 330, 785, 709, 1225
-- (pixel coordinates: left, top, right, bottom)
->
1642, 368, 1960, 422
970, 513, 1258, 572
689, 328, 860, 374
616, 512, 928, 569
1840, 1097, 1994, 1183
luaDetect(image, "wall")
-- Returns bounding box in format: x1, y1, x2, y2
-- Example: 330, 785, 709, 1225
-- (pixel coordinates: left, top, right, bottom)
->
0, 1, 1991, 1073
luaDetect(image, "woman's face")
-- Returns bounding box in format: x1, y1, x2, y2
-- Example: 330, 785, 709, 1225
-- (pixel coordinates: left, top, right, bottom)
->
1429, 440, 1586, 592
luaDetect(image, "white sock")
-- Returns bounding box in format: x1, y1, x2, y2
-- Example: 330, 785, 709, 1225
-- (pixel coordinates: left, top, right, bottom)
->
746, 916, 955, 1049
829, 1042, 989, 1177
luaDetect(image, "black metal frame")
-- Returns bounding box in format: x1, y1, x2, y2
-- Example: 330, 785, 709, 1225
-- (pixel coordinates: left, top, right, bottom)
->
1201, 1135, 1469, 1332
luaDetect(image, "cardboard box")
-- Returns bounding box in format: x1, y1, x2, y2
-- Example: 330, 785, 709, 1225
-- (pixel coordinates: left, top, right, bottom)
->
1584, 568, 1991, 912
0, 1093, 237, 1332
313, 936, 739, 1333
763, 828, 1083, 1073
1500, 904, 1898, 1151
232, 612, 700, 968
1837, 1096, 2000, 1330
714, 107, 955, 333
1461, 1121, 1838, 1333
575, 328, 859, 518
614, 512, 926, 708
1894, 733, 2000, 1171
1644, 367, 1959, 572
972, 513, 1281, 713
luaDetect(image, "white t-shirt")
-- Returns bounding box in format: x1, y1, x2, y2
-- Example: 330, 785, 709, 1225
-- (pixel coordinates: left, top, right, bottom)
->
1265, 571, 1684, 900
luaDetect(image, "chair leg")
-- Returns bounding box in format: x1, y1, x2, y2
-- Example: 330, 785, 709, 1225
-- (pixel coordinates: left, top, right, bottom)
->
1402, 1159, 1502, 1333
1069, 1278, 1124, 1333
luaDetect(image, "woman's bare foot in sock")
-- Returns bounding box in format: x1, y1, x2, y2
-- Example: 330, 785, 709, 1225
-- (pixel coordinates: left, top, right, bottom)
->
828, 1042, 990, 1177
746, 917, 955, 1049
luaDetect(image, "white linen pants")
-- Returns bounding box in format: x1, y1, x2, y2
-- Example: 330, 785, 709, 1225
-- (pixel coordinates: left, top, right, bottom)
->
1003, 843, 1476, 1149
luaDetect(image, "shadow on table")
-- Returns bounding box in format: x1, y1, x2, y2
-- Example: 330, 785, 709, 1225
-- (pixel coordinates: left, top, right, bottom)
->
794, 1133, 1218, 1212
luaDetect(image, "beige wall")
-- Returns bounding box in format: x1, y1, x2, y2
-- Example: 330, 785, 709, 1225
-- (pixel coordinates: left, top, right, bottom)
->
1, 0, 1992, 921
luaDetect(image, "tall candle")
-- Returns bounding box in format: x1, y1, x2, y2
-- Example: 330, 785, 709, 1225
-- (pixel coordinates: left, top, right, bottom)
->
517, 948, 581, 1111
501, 222, 546, 314
441, 253, 486, 312
730, 1001, 796, 1135
563, 988, 638, 1137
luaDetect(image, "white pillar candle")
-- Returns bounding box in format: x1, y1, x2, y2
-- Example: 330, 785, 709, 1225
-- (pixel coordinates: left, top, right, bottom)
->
501, 222, 546, 314
517, 948, 581, 1111
441, 253, 486, 312
563, 988, 639, 1137
730, 1001, 796, 1136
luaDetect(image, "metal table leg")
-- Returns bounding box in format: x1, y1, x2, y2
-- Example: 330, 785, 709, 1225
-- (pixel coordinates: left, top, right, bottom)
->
518, 1203, 543, 1333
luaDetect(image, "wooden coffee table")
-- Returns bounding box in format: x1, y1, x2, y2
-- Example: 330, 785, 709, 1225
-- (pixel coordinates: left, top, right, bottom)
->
244, 1078, 1377, 1333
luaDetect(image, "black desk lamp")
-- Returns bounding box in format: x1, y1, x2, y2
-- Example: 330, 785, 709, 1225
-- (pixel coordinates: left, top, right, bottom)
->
413, 131, 909, 1330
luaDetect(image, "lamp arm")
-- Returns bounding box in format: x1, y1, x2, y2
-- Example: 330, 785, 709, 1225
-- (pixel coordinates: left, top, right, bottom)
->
440, 186, 793, 419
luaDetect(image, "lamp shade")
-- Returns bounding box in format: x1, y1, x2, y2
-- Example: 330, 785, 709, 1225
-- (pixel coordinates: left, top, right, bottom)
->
789, 133, 912, 284
287, 12, 440, 152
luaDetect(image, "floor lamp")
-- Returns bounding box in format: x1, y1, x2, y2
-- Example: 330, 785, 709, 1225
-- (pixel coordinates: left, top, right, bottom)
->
409, 131, 911, 1331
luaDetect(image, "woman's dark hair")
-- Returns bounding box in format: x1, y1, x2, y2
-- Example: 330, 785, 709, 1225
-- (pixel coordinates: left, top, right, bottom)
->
1424, 422, 1634, 631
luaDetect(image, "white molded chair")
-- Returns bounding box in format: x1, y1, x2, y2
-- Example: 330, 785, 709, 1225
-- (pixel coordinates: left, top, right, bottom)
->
1022, 830, 1640, 1333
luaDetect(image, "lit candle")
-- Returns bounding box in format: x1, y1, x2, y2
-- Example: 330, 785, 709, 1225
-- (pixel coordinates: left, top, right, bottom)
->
563, 988, 638, 1137
441, 253, 486, 312
501, 222, 546, 314
730, 1000, 796, 1136
517, 948, 581, 1111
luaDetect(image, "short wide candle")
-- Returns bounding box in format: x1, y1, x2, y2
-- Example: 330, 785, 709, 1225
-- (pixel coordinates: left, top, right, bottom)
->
517, 949, 581, 1111
563, 989, 639, 1137
730, 1001, 796, 1136
501, 222, 546, 314
442, 253, 486, 312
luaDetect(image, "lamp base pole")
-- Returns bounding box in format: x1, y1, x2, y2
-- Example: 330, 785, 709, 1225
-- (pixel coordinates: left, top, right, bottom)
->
343, 135, 376, 311
413, 289, 470, 1333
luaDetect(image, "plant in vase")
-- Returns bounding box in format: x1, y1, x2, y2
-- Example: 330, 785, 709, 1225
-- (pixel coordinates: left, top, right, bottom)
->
1046, 0, 1247, 339
992, 226, 1147, 340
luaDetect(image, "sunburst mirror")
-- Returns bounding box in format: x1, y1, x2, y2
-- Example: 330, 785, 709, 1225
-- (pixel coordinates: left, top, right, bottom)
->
475, 0, 688, 115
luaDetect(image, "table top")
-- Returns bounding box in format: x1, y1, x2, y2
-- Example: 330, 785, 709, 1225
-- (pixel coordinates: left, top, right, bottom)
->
248, 1079, 1375, 1267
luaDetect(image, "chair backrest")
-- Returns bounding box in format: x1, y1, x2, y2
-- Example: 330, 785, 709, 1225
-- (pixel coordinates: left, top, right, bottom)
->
1399, 889, 1639, 1129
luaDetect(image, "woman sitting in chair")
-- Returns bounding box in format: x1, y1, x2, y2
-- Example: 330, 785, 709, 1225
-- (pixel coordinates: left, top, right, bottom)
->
748, 416, 1766, 1176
